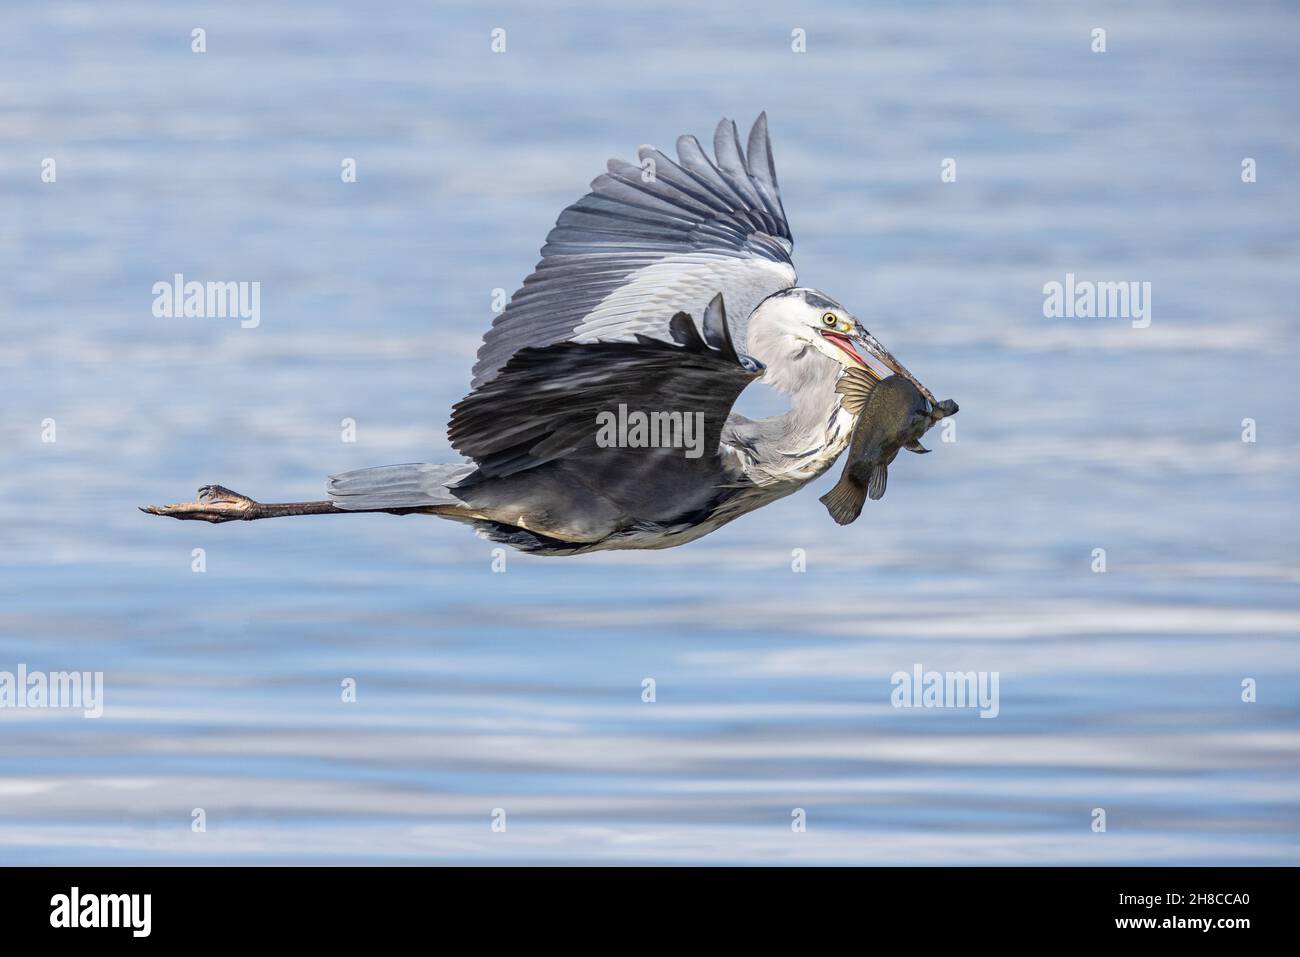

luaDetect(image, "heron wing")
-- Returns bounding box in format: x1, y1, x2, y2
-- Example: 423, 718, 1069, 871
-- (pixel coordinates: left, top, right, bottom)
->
470, 113, 795, 388
450, 298, 763, 481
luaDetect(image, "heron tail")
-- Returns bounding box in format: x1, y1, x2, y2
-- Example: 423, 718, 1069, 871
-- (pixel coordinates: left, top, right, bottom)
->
327, 463, 477, 511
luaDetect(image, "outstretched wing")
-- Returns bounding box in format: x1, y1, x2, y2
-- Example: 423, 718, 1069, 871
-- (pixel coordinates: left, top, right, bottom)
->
470, 113, 795, 388
449, 296, 762, 482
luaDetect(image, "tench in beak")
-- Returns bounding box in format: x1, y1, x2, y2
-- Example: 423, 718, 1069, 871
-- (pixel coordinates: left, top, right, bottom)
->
819, 369, 958, 525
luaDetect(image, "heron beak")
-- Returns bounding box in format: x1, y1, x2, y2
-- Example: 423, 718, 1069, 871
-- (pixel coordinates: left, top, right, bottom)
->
836, 327, 941, 409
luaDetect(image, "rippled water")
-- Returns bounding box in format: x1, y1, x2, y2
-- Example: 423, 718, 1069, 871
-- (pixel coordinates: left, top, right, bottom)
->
2, 1, 1298, 864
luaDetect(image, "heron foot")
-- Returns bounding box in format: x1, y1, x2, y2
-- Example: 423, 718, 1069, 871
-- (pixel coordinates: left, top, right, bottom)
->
140, 485, 261, 523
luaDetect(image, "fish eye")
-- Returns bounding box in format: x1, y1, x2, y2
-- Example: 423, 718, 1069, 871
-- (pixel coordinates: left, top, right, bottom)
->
821, 313, 838, 326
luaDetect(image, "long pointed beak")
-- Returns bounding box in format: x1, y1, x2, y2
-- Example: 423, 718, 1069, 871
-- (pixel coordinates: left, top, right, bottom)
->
849, 329, 940, 409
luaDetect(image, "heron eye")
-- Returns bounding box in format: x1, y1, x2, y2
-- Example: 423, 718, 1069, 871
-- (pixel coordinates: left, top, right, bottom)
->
822, 313, 837, 326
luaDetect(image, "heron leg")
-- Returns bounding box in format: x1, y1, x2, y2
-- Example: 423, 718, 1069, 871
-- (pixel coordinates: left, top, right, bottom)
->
140, 484, 348, 523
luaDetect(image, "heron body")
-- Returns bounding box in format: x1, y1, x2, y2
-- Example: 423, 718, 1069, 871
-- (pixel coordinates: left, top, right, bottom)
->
144, 115, 956, 553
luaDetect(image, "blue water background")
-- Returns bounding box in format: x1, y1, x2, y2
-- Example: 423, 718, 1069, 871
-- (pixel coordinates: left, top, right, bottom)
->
1, 1, 1297, 863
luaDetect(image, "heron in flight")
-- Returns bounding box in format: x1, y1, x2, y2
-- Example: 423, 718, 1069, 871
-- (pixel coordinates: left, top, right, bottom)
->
144, 114, 954, 555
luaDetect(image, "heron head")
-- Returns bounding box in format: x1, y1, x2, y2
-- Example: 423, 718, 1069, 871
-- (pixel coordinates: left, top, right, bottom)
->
749, 288, 939, 405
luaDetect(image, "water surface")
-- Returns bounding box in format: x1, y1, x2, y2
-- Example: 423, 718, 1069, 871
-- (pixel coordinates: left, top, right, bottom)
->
1, 0, 1297, 864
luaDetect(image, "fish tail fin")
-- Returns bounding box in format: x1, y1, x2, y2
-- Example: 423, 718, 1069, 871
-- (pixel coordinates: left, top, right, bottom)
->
820, 476, 869, 525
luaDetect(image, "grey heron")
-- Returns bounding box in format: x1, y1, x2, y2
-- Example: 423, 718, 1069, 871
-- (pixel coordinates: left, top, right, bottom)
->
143, 114, 955, 554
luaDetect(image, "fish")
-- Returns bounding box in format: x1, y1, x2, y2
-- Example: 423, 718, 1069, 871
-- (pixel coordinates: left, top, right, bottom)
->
819, 370, 959, 525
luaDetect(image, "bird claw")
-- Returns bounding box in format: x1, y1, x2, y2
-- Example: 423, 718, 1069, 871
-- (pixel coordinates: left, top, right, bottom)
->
196, 484, 256, 507
140, 485, 260, 522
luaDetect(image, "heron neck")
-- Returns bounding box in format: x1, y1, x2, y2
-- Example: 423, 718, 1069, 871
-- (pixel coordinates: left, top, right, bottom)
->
777, 355, 852, 455
742, 351, 856, 484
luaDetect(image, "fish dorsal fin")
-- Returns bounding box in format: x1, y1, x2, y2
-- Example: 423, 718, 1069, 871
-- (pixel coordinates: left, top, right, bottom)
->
835, 367, 878, 415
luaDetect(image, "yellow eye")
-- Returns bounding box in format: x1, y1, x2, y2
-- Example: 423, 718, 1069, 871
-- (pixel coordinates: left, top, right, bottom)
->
822, 313, 838, 326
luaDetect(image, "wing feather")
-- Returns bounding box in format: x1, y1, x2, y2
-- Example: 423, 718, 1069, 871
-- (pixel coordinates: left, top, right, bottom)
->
470, 114, 795, 388
451, 298, 763, 481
